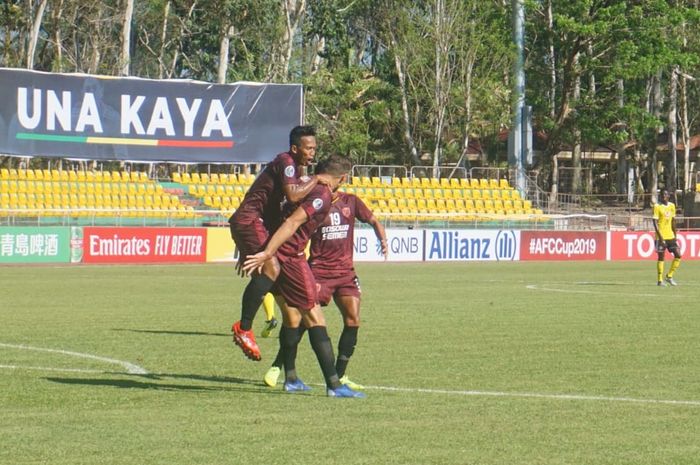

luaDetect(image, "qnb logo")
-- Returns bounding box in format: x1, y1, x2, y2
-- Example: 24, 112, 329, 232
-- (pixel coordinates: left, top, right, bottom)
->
495, 230, 517, 261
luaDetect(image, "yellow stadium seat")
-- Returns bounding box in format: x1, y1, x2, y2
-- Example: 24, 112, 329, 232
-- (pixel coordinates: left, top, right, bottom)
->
489, 179, 500, 189
499, 179, 511, 189
242, 173, 256, 185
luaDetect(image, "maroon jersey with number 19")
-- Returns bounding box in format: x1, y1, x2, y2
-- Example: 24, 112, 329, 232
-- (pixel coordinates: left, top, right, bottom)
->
308, 192, 373, 274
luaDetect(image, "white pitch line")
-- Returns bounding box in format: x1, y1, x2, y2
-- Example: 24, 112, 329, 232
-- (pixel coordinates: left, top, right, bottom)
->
0, 364, 105, 374
0, 343, 148, 375
526, 284, 661, 298
363, 385, 700, 407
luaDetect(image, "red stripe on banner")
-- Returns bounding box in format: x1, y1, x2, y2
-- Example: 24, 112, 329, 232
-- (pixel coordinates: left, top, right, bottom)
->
158, 140, 234, 148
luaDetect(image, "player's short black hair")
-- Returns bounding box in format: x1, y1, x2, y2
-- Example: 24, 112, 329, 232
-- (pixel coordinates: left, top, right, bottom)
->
289, 125, 316, 148
315, 154, 352, 176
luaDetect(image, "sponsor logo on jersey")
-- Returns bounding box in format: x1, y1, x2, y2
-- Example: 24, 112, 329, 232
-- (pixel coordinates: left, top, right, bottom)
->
284, 165, 296, 177
312, 198, 324, 210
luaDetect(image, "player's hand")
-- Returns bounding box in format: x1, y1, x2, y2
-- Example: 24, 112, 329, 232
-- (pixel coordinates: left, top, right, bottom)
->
380, 239, 388, 260
235, 256, 246, 277
242, 251, 270, 276
315, 174, 333, 185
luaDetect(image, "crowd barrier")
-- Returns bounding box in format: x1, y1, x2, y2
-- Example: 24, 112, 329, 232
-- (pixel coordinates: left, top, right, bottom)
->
2, 226, 700, 264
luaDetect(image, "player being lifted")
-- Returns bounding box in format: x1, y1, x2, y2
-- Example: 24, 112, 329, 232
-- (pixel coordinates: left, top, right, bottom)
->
228, 125, 327, 361
263, 183, 387, 390
652, 188, 682, 286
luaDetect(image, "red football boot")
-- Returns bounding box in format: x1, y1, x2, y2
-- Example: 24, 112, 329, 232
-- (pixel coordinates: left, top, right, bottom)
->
232, 321, 261, 361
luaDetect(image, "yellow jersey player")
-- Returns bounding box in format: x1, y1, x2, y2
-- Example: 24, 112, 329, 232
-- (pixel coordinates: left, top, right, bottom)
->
652, 188, 681, 286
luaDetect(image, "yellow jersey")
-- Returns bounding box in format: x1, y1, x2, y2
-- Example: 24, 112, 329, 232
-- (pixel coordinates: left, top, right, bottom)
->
653, 202, 676, 240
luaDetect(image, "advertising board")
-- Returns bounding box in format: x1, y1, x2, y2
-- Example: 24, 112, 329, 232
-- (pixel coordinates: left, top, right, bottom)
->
82, 227, 207, 263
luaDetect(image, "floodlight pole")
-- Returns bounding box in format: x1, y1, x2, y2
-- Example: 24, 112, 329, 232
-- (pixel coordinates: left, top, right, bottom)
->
508, 0, 527, 195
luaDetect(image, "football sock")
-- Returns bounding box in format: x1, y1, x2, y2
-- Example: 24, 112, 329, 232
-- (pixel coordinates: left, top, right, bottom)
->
280, 325, 303, 381
240, 274, 274, 331
656, 261, 664, 282
308, 326, 340, 389
668, 258, 681, 277
336, 326, 358, 378
262, 293, 275, 321
272, 326, 305, 369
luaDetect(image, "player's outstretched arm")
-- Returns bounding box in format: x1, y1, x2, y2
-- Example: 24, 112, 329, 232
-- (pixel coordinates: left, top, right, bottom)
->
242, 207, 309, 275
368, 216, 388, 259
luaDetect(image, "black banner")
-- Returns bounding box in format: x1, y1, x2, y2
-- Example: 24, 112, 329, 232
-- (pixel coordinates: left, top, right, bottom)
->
0, 68, 303, 163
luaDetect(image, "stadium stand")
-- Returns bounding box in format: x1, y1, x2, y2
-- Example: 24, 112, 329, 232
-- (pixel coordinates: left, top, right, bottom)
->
0, 168, 195, 220
0, 167, 544, 225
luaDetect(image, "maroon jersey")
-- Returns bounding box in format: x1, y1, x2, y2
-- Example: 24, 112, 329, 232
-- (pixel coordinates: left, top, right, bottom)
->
229, 152, 302, 232
308, 192, 373, 274
277, 185, 333, 257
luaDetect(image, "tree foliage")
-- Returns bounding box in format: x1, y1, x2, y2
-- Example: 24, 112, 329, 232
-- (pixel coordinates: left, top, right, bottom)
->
2, 0, 700, 195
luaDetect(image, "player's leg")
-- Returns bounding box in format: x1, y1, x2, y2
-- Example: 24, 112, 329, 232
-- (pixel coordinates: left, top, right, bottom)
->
240, 259, 279, 330
277, 301, 310, 392
656, 241, 666, 286
260, 293, 278, 338
230, 221, 279, 361
302, 306, 364, 398
666, 240, 681, 285
334, 293, 363, 389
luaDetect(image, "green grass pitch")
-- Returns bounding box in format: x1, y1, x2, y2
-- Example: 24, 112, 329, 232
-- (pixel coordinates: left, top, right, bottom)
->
2, 261, 700, 465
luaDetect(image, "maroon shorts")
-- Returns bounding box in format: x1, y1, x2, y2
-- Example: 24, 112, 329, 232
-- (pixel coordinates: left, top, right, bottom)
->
229, 218, 269, 259
313, 270, 361, 306
274, 253, 318, 310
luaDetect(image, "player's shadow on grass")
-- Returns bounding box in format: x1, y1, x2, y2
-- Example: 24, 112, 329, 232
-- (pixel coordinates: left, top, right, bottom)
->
112, 328, 229, 337
44, 375, 288, 395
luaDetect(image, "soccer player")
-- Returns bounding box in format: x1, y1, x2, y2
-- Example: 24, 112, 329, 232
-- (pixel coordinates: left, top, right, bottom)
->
242, 155, 365, 398
263, 188, 388, 390
652, 188, 681, 286
228, 125, 328, 361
